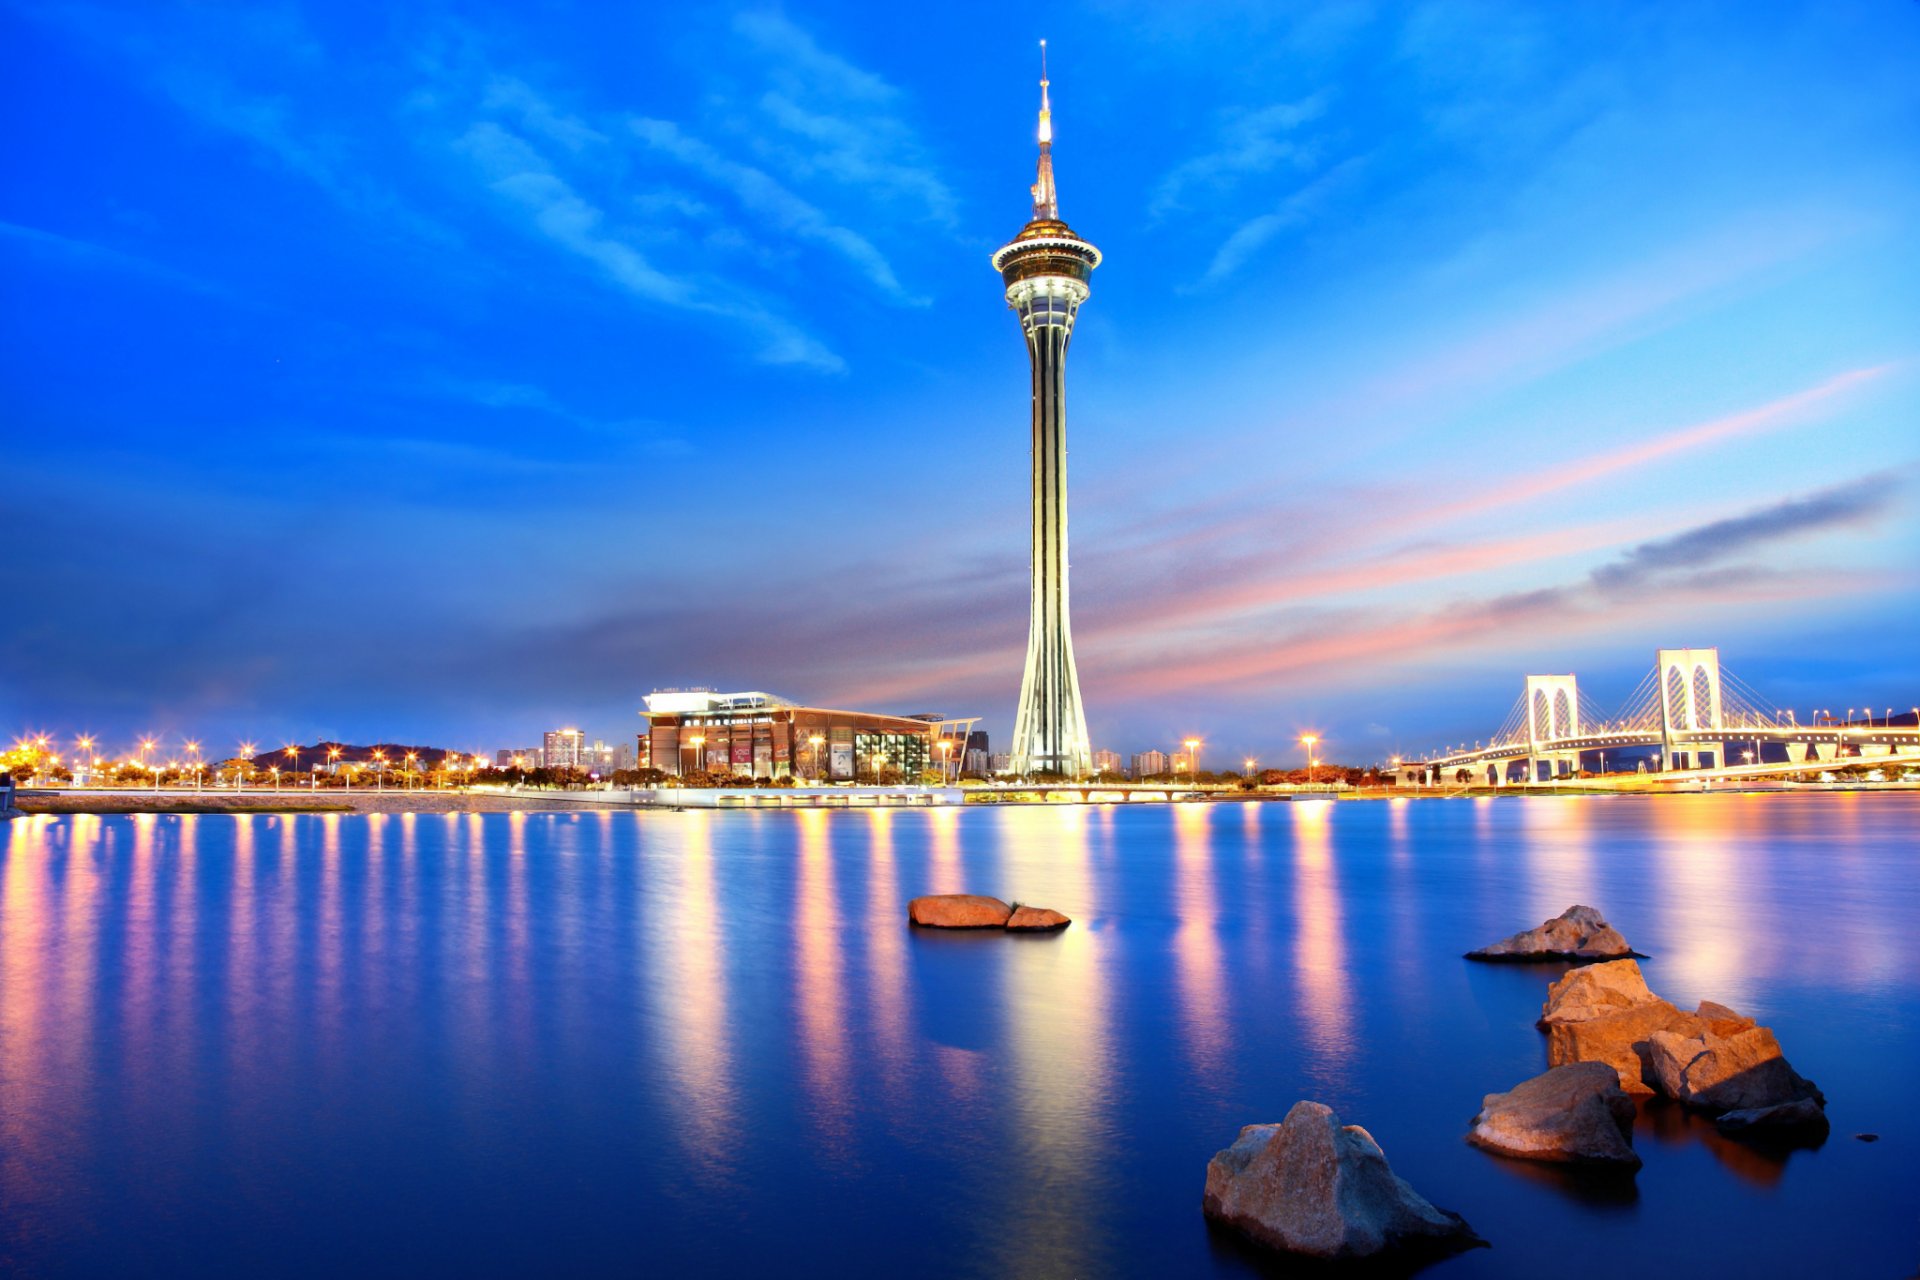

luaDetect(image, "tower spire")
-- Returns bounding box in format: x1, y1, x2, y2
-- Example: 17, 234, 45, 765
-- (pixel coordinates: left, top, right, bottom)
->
1031, 39, 1058, 221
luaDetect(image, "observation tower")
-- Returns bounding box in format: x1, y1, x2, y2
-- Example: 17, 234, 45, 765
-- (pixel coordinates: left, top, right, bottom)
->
992, 42, 1101, 778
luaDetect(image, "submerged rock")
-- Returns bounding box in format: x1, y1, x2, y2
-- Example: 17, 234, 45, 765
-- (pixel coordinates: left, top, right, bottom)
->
1646, 1023, 1825, 1114
1468, 1062, 1640, 1167
1714, 1098, 1831, 1139
1005, 905, 1071, 931
1468, 904, 1635, 961
1203, 1100, 1484, 1263
907, 894, 1013, 928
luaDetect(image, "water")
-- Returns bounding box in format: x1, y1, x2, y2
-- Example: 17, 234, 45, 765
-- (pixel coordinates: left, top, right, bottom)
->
2, 796, 1916, 1278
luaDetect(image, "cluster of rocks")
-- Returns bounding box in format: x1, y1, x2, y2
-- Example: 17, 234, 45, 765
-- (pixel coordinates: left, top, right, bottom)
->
906, 894, 1070, 931
1538, 957, 1826, 1136
1202, 904, 1831, 1269
1466, 903, 1637, 961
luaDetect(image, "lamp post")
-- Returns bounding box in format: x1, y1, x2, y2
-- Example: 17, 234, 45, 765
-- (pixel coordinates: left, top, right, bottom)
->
1301, 734, 1318, 786
237, 741, 255, 791
938, 739, 954, 785
405, 752, 418, 790
141, 739, 157, 791
185, 740, 202, 791
687, 735, 705, 778
327, 746, 341, 791
373, 751, 387, 792
285, 745, 299, 788
809, 734, 825, 782
1184, 737, 1201, 780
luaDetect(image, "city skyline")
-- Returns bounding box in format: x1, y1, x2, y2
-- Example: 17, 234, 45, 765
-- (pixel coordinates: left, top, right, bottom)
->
6, 3, 1918, 763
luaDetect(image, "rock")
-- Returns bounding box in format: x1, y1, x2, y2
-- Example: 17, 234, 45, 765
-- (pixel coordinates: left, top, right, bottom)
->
1468, 1062, 1641, 1167
1646, 1023, 1825, 1114
1539, 958, 1661, 1026
1202, 1100, 1483, 1263
907, 894, 1012, 928
1855, 1133, 1880, 1142
1714, 1098, 1831, 1138
1541, 963, 1756, 1094
1006, 905, 1071, 931
1467, 903, 1635, 961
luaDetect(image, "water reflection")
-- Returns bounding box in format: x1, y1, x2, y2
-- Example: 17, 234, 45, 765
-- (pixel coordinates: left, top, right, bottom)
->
1290, 801, 1353, 1087
794, 810, 853, 1154
996, 804, 1113, 1275
1171, 804, 1229, 1081
646, 810, 737, 1182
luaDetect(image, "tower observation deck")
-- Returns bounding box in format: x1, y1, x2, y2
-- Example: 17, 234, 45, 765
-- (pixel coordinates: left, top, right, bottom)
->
992, 42, 1101, 778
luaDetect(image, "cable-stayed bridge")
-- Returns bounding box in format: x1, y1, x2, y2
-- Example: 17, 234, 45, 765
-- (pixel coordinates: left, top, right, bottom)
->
1404, 647, 1920, 786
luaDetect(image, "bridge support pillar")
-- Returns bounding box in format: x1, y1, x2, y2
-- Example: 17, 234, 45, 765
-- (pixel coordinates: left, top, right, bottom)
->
1863, 743, 1892, 758
1786, 742, 1809, 763
1813, 742, 1837, 762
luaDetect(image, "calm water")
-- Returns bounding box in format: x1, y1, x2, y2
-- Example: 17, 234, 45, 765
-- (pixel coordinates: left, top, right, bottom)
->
2, 796, 1916, 1278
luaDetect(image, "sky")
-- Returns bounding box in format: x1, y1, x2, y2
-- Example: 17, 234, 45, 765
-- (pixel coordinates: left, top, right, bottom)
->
4, 0, 1918, 766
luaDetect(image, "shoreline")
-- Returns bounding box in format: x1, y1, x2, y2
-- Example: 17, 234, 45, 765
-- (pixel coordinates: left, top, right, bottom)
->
10, 779, 1916, 817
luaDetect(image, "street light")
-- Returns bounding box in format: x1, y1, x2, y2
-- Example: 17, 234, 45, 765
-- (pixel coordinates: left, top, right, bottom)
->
405, 752, 418, 790
238, 741, 256, 791
809, 734, 825, 782
1301, 734, 1318, 786
687, 735, 705, 777
938, 739, 954, 785
1184, 737, 1201, 777
373, 751, 387, 792
327, 746, 341, 791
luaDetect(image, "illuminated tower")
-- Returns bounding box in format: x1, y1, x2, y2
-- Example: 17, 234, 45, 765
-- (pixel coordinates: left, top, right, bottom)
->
993, 42, 1101, 778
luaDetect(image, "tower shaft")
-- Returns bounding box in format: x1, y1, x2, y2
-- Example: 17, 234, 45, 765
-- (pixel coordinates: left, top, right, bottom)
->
1009, 291, 1091, 776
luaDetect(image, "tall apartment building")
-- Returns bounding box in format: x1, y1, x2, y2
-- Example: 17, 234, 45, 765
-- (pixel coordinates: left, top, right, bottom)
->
1092, 749, 1122, 776
543, 728, 586, 770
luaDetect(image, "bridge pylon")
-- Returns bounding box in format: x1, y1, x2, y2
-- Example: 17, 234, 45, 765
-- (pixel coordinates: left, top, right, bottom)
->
1524, 673, 1580, 782
1657, 647, 1724, 769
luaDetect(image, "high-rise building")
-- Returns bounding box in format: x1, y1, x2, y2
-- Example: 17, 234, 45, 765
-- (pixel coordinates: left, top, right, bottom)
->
1131, 749, 1169, 779
1092, 749, 1122, 776
543, 728, 585, 770
995, 45, 1101, 779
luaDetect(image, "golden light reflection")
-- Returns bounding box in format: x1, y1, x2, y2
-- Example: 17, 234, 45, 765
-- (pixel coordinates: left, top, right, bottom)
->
1290, 800, 1354, 1083
993, 803, 1112, 1275
862, 808, 914, 1115
794, 809, 854, 1150
1171, 802, 1229, 1080
925, 805, 964, 894
647, 809, 737, 1176
1514, 797, 1596, 923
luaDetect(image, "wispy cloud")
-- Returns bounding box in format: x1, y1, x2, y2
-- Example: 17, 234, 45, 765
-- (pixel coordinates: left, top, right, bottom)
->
1151, 94, 1328, 222
1197, 157, 1364, 287
0, 219, 222, 296
1591, 472, 1899, 591
630, 117, 920, 300
454, 121, 844, 372
734, 11, 957, 229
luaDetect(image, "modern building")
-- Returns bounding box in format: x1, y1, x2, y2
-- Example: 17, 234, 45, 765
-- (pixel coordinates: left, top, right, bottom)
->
995, 46, 1101, 778
543, 728, 586, 770
641, 691, 978, 782
496, 747, 540, 768
1131, 749, 1169, 779
1092, 749, 1122, 777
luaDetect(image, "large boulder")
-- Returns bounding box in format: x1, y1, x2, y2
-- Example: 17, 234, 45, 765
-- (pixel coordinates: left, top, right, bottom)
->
1646, 1023, 1825, 1114
1203, 1101, 1483, 1263
1539, 958, 1662, 1026
1006, 905, 1071, 931
1468, 1062, 1641, 1167
907, 895, 1012, 928
1468, 904, 1635, 960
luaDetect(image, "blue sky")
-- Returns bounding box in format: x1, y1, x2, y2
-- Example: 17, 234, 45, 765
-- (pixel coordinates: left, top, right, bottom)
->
5, 1, 1918, 765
